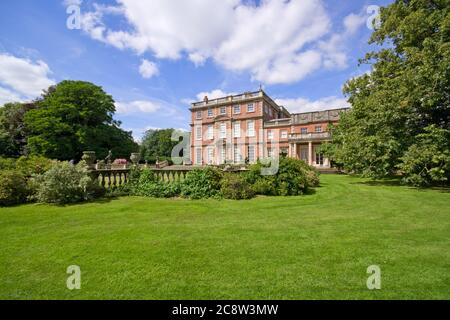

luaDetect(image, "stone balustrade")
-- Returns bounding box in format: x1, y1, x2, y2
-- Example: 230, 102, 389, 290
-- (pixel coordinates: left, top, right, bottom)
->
89, 166, 197, 188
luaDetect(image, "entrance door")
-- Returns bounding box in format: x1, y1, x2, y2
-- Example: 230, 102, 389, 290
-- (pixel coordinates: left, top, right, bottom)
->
315, 152, 324, 166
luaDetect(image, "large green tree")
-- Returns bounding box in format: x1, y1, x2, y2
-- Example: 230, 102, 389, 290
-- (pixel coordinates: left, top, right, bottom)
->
0, 102, 37, 157
140, 128, 179, 162
325, 0, 449, 182
24, 80, 138, 160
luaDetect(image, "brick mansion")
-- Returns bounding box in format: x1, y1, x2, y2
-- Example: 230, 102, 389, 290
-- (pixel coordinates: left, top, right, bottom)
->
190, 90, 349, 169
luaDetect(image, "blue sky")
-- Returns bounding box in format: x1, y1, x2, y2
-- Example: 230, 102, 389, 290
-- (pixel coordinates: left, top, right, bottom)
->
0, 0, 393, 140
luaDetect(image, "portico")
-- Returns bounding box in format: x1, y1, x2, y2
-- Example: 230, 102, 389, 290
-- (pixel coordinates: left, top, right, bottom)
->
289, 132, 332, 168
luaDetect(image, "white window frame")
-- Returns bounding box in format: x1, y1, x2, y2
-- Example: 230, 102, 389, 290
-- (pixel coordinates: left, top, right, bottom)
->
281, 130, 288, 139
196, 111, 202, 119
196, 126, 202, 141
234, 145, 241, 163
220, 106, 226, 115
233, 122, 241, 138
207, 125, 214, 140
267, 130, 274, 140
247, 103, 255, 113
220, 145, 226, 164
195, 147, 202, 165
248, 145, 256, 163
301, 128, 308, 134
220, 123, 226, 139
315, 126, 322, 133
233, 105, 241, 114
207, 147, 214, 164
268, 148, 274, 158
247, 120, 255, 137
207, 108, 213, 118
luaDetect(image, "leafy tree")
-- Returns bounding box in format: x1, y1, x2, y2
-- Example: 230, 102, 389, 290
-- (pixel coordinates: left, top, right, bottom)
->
0, 102, 37, 157
24, 80, 138, 160
326, 0, 449, 180
398, 125, 450, 186
140, 128, 179, 162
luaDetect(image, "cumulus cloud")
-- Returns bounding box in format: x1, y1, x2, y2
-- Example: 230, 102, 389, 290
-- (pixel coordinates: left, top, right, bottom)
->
115, 100, 162, 114
63, 0, 83, 6
0, 87, 23, 106
138, 59, 159, 79
0, 53, 55, 105
77, 0, 367, 85
195, 89, 236, 102
276, 96, 350, 113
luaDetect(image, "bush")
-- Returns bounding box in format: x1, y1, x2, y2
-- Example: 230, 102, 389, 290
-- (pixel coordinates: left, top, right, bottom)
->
15, 156, 54, 176
246, 157, 319, 196
32, 161, 103, 204
251, 177, 278, 196
180, 167, 222, 199
221, 173, 255, 200
0, 170, 29, 206
398, 126, 450, 187
130, 169, 181, 198
0, 157, 16, 171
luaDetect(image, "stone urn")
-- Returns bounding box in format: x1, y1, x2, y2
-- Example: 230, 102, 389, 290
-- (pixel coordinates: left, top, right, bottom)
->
82, 151, 96, 168
130, 153, 141, 165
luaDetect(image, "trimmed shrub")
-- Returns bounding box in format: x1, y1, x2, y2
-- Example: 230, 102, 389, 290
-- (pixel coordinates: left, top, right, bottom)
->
32, 161, 103, 204
0, 157, 16, 171
221, 173, 255, 200
251, 177, 278, 196
15, 156, 54, 176
180, 167, 222, 199
131, 169, 181, 198
0, 170, 29, 206
246, 157, 319, 196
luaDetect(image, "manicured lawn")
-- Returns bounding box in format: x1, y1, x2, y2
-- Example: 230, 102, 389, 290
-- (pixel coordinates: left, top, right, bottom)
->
0, 174, 449, 300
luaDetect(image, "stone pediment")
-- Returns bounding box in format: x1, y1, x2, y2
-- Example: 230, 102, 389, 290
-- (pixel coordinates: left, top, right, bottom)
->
214, 115, 231, 121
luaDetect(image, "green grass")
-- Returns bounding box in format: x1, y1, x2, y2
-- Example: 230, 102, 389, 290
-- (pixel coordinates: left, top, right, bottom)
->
0, 174, 449, 300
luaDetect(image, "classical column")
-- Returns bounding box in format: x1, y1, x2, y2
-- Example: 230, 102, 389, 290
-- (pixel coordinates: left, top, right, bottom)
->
293, 143, 298, 159
308, 141, 313, 166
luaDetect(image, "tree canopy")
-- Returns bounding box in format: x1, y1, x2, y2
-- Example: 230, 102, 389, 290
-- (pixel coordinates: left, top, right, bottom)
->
140, 128, 179, 162
0, 102, 37, 157
324, 0, 449, 185
0, 80, 138, 160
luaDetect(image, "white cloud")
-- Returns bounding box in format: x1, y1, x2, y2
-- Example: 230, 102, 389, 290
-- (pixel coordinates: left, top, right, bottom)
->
276, 96, 350, 113
319, 12, 367, 70
0, 53, 55, 105
138, 59, 159, 79
78, 0, 366, 84
63, 0, 82, 7
343, 13, 367, 35
0, 87, 23, 106
195, 89, 236, 102
115, 100, 161, 114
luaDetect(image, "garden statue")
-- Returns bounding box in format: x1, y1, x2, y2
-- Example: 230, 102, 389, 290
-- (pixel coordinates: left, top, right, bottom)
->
105, 150, 112, 164
130, 153, 141, 166
81, 151, 96, 169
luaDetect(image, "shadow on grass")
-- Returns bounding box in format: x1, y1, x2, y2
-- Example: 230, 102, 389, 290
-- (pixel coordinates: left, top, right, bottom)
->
353, 178, 403, 187
351, 176, 450, 193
